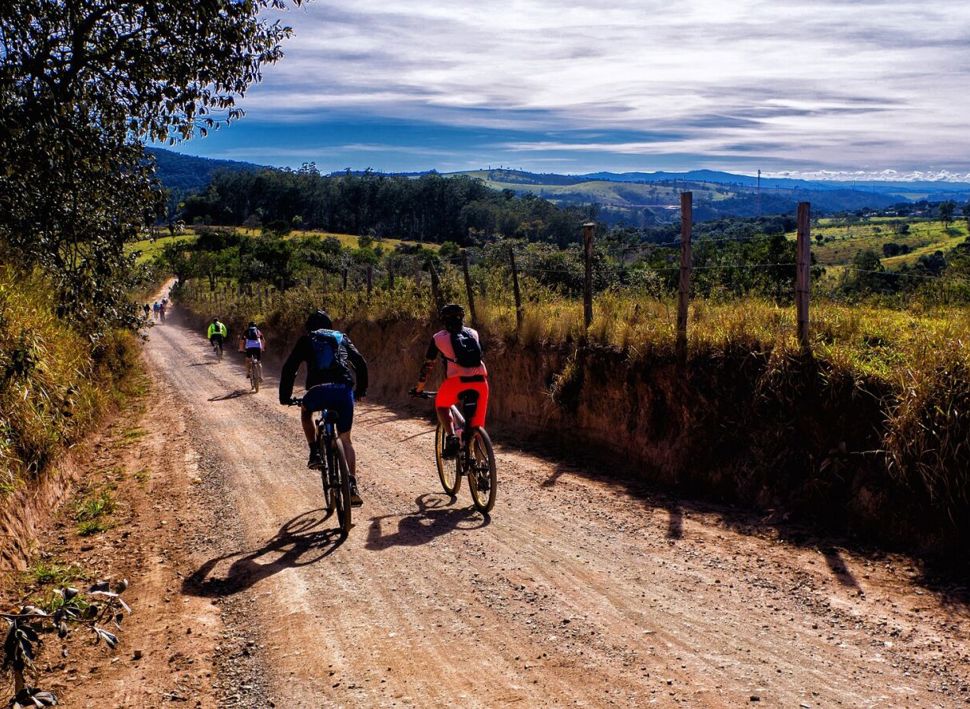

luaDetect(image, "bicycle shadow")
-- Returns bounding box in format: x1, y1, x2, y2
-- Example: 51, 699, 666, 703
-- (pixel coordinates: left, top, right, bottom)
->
182, 509, 344, 597
208, 389, 250, 402
365, 493, 488, 551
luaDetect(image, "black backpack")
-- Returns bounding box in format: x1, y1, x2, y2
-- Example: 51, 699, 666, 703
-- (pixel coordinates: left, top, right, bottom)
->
246, 325, 259, 340
449, 327, 482, 368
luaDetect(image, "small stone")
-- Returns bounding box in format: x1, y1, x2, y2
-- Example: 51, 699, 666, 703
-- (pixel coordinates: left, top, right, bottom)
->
133, 649, 143, 660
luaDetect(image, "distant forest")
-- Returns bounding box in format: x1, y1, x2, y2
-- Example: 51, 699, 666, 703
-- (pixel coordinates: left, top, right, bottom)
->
181, 167, 591, 246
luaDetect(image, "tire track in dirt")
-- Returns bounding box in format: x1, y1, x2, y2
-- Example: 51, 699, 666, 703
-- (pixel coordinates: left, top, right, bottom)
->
145, 315, 970, 707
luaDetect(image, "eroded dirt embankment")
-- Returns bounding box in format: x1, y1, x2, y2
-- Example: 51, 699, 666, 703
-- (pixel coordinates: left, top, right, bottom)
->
334, 319, 939, 555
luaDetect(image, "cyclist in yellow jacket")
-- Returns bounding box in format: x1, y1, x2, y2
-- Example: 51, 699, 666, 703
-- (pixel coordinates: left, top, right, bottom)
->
207, 318, 228, 357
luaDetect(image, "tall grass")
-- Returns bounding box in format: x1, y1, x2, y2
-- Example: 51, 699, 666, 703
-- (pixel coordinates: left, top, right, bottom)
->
0, 267, 141, 493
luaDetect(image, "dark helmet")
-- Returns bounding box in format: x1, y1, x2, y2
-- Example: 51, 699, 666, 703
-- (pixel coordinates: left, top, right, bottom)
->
439, 303, 465, 320
248, 321, 256, 328
211, 317, 219, 324
305, 309, 332, 331
440, 303, 465, 333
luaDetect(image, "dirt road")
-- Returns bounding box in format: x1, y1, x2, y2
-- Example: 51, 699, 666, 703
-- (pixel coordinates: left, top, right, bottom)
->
140, 316, 969, 707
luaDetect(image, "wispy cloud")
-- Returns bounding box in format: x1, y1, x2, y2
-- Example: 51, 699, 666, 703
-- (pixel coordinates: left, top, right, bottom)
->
177, 0, 970, 175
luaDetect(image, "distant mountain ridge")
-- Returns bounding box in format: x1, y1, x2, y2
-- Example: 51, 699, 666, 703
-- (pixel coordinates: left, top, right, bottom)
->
147, 147, 263, 193
470, 167, 970, 200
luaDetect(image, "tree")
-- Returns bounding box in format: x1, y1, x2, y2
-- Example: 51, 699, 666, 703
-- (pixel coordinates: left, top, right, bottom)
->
962, 202, 970, 230
0, 1, 303, 333
939, 200, 956, 229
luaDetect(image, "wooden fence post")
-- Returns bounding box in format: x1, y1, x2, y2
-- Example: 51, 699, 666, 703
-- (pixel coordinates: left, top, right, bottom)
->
366, 265, 373, 300
509, 246, 523, 331
582, 222, 595, 329
796, 202, 812, 352
429, 263, 444, 312
676, 192, 692, 363
461, 250, 477, 326
388, 267, 395, 290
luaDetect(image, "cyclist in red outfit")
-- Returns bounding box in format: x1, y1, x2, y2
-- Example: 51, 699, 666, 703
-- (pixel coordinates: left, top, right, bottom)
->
412, 304, 488, 459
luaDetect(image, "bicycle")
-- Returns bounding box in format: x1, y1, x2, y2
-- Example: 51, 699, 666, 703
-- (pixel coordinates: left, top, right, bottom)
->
210, 337, 224, 361
410, 389, 497, 514
247, 355, 262, 392
289, 397, 352, 536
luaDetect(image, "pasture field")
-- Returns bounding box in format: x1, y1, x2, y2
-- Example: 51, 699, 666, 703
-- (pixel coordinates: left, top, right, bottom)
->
128, 228, 438, 265
128, 232, 196, 263
231, 227, 439, 251
805, 218, 968, 266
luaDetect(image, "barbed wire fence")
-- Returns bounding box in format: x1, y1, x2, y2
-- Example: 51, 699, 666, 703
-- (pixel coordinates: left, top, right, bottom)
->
181, 195, 970, 350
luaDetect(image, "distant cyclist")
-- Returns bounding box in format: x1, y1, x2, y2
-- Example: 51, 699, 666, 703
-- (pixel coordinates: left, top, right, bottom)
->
152, 301, 161, 321
207, 317, 228, 357
411, 303, 487, 459
279, 310, 368, 506
239, 321, 265, 378
159, 301, 167, 322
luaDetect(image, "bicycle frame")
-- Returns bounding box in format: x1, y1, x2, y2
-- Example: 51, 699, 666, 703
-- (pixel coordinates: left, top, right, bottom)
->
315, 409, 338, 452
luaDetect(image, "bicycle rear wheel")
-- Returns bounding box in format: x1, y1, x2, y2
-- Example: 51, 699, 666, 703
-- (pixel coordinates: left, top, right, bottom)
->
332, 439, 352, 536
434, 424, 460, 496
467, 428, 497, 514
250, 360, 261, 392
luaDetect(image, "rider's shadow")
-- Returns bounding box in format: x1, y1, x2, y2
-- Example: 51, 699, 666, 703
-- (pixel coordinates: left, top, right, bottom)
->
182, 509, 344, 597
365, 494, 488, 551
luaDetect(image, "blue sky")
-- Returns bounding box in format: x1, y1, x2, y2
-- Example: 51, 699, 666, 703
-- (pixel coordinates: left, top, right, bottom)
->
169, 0, 970, 180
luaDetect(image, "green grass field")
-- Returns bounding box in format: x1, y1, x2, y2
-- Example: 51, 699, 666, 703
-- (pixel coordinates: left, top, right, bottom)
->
128, 232, 196, 263
459, 171, 722, 207
221, 227, 439, 252
792, 218, 968, 267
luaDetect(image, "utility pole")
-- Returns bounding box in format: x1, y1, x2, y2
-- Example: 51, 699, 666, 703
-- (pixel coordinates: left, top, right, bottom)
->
757, 169, 762, 218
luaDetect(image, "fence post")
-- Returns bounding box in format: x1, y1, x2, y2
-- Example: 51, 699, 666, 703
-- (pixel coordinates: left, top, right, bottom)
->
429, 263, 444, 312
366, 265, 373, 300
582, 222, 595, 329
796, 202, 812, 352
676, 192, 692, 363
461, 250, 477, 326
388, 266, 395, 290
509, 246, 523, 331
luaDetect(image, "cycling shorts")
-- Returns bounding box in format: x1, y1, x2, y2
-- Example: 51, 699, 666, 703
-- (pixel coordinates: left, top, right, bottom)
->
245, 347, 262, 361
302, 383, 355, 434
435, 376, 488, 429
210, 334, 224, 346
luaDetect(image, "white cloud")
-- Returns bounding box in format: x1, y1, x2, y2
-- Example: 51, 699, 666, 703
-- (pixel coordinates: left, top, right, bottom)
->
242, 0, 970, 172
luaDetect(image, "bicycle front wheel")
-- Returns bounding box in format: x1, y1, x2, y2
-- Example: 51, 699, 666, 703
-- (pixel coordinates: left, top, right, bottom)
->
320, 439, 335, 515
434, 424, 460, 496
332, 439, 352, 536
251, 361, 261, 392
467, 429, 497, 514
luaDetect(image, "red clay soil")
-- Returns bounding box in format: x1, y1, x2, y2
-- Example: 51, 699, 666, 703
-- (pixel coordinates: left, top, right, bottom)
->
4, 312, 970, 707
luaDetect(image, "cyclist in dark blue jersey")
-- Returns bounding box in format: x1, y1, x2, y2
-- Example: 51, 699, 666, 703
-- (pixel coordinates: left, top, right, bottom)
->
279, 310, 368, 506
